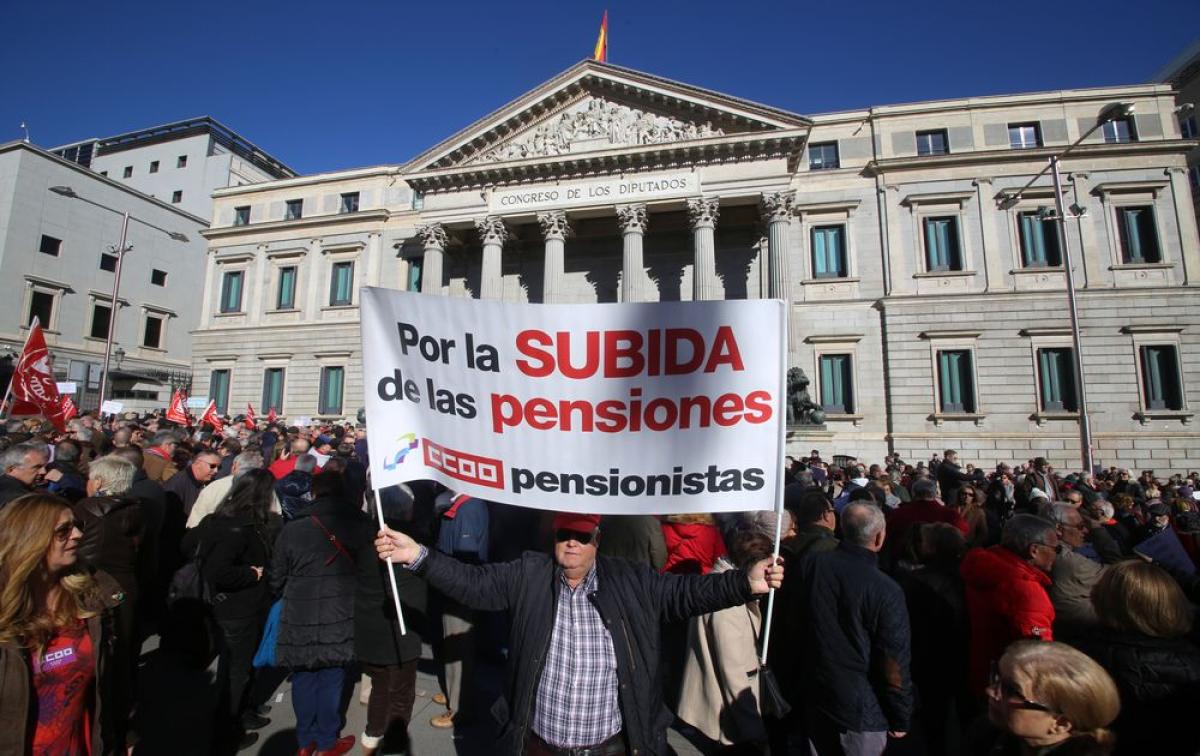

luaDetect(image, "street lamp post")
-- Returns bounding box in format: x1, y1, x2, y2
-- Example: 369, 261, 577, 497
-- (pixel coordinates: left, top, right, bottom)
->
1001, 102, 1135, 474
48, 186, 189, 412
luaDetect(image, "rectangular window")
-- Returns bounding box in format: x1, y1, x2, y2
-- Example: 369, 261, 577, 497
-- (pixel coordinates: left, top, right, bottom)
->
407, 259, 423, 292
284, 199, 303, 220
1117, 206, 1162, 263
262, 368, 285, 413
937, 349, 976, 413
28, 291, 54, 328
177, 155, 188, 168
149, 160, 159, 173
1140, 345, 1184, 411
1102, 118, 1136, 144
318, 366, 345, 415
171, 190, 182, 204
340, 192, 360, 213
209, 369, 230, 414
808, 142, 840, 170
277, 266, 297, 309
916, 129, 949, 156
810, 225, 848, 278
1017, 211, 1062, 267
123, 166, 133, 178
819, 354, 854, 414
329, 261, 354, 306
1182, 115, 1198, 139
233, 206, 250, 226
923, 216, 962, 271
89, 303, 111, 340
1008, 122, 1042, 149
1037, 348, 1078, 412
39, 235, 61, 256
219, 270, 244, 313
143, 315, 163, 349
151, 269, 167, 286
100, 253, 118, 272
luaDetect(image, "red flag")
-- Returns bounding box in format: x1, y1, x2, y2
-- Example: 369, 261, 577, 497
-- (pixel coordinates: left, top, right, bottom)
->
267, 406, 277, 425
60, 395, 77, 423
166, 389, 189, 425
200, 399, 225, 434
9, 319, 66, 431
245, 403, 257, 427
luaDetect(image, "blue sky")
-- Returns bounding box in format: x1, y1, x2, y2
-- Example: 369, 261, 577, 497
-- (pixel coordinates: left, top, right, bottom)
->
2, 0, 1195, 175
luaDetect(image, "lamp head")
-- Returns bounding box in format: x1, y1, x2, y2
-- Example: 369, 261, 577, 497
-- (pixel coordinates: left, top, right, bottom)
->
49, 186, 77, 198
168, 232, 189, 242
1097, 102, 1135, 125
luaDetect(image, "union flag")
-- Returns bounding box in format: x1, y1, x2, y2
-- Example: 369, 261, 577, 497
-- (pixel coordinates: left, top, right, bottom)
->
267, 406, 277, 425
166, 389, 189, 425
9, 318, 66, 431
245, 402, 257, 427
60, 395, 78, 423
200, 399, 225, 434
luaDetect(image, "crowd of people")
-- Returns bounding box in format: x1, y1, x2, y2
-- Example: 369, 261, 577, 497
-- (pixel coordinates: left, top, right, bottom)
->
1, 408, 1199, 756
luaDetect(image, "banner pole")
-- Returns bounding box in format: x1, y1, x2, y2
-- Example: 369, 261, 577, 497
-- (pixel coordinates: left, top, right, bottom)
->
372, 486, 409, 637
759, 300, 789, 666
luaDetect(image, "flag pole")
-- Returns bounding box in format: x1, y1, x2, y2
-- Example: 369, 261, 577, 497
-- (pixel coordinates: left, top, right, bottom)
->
759, 301, 788, 666
372, 487, 409, 637
1, 317, 43, 422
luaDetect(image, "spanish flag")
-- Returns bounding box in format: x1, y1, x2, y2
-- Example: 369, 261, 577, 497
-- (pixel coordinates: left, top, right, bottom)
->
593, 10, 608, 62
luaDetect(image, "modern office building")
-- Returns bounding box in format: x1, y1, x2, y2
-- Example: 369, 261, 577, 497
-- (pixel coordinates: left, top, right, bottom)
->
193, 60, 1200, 472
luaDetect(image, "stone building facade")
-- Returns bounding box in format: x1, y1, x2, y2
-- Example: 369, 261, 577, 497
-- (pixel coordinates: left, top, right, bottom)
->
194, 60, 1200, 472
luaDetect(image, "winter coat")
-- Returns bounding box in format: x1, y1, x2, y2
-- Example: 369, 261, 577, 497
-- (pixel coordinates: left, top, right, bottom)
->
163, 468, 205, 520
661, 516, 727, 574
1048, 545, 1104, 641
73, 495, 145, 600
0, 571, 127, 756
895, 564, 968, 706
789, 541, 913, 733
142, 447, 177, 483
885, 499, 969, 563
599, 514, 668, 570
1077, 630, 1200, 755
960, 546, 1054, 695
937, 461, 974, 506
412, 548, 752, 755
275, 470, 314, 521
354, 540, 426, 667
0, 474, 32, 510
185, 513, 278, 621
675, 560, 765, 745
269, 496, 371, 669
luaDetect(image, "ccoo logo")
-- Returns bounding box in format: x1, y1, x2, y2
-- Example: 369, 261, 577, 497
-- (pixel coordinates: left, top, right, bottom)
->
383, 433, 420, 471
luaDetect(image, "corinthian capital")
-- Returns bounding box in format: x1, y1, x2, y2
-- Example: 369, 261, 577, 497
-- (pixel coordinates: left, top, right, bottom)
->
686, 197, 720, 230
616, 204, 649, 234
760, 191, 795, 223
538, 210, 572, 241
417, 223, 448, 250
475, 216, 509, 246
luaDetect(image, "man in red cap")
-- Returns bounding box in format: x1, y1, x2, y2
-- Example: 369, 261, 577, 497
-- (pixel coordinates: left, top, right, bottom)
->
376, 510, 782, 756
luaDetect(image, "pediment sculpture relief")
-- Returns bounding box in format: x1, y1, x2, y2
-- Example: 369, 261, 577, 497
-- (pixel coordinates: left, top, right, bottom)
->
473, 97, 725, 163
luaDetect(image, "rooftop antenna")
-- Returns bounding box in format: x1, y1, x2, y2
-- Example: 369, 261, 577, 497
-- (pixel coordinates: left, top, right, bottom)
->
19, 122, 30, 143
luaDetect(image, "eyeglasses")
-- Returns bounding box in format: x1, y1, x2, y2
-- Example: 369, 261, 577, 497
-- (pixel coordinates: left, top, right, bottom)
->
988, 663, 1054, 713
555, 528, 595, 545
53, 520, 83, 541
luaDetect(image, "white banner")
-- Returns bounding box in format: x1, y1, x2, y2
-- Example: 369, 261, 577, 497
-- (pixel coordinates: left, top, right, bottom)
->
361, 288, 786, 515
100, 400, 124, 415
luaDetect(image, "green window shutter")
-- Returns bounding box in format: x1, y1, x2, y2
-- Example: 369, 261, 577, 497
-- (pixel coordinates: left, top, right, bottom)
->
262, 369, 284, 412
330, 262, 354, 306
1121, 209, 1143, 263
819, 355, 852, 413
812, 226, 845, 278
319, 367, 345, 415
408, 259, 423, 292
220, 272, 243, 312
1143, 346, 1183, 411
925, 218, 944, 270
209, 370, 230, 414
278, 267, 296, 309
939, 350, 974, 413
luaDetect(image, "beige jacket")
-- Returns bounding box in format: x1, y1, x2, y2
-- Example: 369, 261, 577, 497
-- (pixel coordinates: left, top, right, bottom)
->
675, 560, 766, 745
185, 474, 282, 529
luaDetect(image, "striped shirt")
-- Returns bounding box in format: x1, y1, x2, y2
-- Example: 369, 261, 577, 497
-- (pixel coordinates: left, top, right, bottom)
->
532, 565, 622, 747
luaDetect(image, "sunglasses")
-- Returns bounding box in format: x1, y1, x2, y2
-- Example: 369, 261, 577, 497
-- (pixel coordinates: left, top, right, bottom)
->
555, 528, 595, 545
54, 520, 84, 541
988, 663, 1054, 713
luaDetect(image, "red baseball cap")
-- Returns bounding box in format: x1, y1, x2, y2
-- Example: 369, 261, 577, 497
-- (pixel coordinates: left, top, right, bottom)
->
552, 512, 601, 533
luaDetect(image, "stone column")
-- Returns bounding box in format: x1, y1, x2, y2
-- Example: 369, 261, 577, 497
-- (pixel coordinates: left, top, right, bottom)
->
1166, 167, 1200, 285
365, 232, 382, 287
760, 191, 795, 301
304, 238, 322, 317
475, 216, 508, 300
538, 211, 571, 303
688, 197, 721, 300
617, 204, 650, 302
249, 244, 268, 324
1069, 172, 1111, 289
417, 223, 447, 295
972, 178, 1009, 292
199, 248, 217, 327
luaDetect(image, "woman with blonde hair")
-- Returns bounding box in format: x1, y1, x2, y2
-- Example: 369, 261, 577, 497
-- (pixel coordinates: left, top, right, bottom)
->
951, 485, 990, 548
0, 493, 127, 755
978, 640, 1119, 755
1078, 560, 1200, 754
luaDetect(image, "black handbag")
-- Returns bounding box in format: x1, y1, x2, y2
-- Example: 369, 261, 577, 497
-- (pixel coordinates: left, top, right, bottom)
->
747, 605, 792, 719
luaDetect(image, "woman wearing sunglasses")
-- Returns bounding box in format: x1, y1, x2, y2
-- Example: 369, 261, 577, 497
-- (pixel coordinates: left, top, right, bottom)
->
0, 493, 128, 755
977, 641, 1119, 755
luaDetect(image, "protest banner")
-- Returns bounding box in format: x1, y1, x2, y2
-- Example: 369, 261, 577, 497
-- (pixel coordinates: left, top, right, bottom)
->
361, 287, 786, 515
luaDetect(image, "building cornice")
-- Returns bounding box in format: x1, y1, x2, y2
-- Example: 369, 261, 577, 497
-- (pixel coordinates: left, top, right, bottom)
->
202, 209, 390, 239
866, 139, 1196, 177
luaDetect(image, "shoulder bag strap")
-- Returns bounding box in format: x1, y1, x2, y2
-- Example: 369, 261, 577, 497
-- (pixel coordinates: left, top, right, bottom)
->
309, 514, 354, 566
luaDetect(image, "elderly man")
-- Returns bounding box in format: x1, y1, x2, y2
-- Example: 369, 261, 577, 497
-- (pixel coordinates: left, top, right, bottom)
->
1046, 503, 1105, 641
143, 430, 181, 482
164, 450, 222, 521
0, 441, 49, 509
268, 437, 317, 480
186, 450, 280, 528
883, 477, 968, 565
960, 514, 1058, 696
375, 511, 782, 756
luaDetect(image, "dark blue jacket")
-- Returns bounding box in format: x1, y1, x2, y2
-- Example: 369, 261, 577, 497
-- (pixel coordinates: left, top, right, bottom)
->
793, 541, 913, 732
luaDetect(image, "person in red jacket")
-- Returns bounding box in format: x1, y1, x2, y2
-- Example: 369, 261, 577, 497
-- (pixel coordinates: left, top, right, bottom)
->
960, 514, 1058, 697
884, 477, 969, 565
660, 513, 727, 574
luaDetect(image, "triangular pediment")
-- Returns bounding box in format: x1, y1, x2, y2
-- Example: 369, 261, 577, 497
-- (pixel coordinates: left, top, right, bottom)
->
404, 60, 810, 173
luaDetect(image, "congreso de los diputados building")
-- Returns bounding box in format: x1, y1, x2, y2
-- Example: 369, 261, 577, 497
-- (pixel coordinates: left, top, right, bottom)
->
193, 60, 1200, 472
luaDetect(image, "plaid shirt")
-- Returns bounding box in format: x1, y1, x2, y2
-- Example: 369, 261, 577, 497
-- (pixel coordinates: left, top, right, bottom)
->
532, 565, 623, 748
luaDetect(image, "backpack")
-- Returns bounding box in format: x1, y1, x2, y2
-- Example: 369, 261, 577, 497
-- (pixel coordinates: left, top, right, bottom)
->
436, 496, 489, 562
